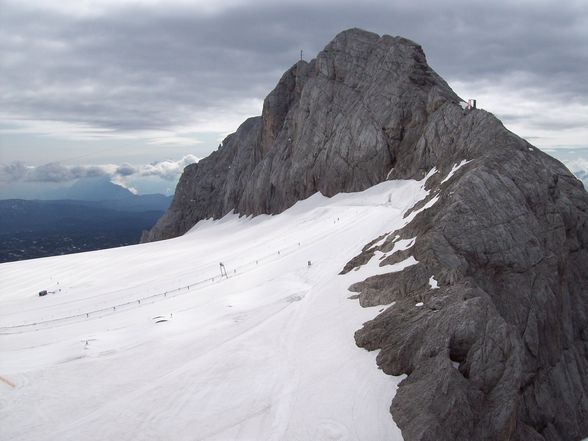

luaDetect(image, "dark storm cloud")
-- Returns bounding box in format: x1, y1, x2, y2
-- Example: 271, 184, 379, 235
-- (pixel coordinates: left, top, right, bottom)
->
0, 0, 586, 139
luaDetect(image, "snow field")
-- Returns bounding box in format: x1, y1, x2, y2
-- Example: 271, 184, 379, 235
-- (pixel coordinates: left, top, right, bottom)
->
0, 175, 438, 441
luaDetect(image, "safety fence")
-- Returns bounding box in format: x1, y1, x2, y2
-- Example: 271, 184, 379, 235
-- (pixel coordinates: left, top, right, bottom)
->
0, 211, 366, 335
0, 237, 312, 334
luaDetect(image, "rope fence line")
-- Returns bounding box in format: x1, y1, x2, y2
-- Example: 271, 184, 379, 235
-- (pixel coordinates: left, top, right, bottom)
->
0, 212, 364, 335
0, 238, 310, 334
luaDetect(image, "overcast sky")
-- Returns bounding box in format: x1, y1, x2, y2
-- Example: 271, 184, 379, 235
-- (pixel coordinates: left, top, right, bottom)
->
0, 0, 587, 194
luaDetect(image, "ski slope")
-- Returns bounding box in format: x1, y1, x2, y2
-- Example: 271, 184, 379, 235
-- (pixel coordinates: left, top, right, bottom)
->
0, 174, 437, 441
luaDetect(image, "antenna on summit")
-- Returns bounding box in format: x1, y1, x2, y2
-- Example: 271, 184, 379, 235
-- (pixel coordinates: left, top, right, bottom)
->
300, 50, 303, 61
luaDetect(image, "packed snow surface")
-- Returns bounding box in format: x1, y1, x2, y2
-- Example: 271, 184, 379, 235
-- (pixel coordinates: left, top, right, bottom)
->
0, 176, 437, 441
440, 159, 470, 185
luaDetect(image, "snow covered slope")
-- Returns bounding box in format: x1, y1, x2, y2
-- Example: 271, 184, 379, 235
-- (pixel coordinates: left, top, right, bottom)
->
0, 174, 437, 441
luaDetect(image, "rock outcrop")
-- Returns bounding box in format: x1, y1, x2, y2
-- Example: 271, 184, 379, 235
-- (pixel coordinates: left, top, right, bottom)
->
143, 28, 588, 441
346, 116, 588, 441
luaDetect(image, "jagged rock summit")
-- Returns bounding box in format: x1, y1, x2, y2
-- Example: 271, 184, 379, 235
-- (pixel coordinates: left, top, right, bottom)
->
142, 28, 460, 242
143, 28, 588, 441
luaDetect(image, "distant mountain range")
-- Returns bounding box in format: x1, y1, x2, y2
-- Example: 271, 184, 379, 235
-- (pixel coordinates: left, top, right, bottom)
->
44, 177, 137, 200
0, 179, 171, 262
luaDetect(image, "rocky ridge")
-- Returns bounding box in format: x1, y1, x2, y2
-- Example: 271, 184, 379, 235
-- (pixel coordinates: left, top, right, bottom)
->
143, 28, 588, 441
142, 28, 459, 241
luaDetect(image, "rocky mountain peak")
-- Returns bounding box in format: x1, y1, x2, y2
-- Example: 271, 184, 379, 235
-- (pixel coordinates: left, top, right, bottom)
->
143, 28, 463, 242
141, 30, 588, 441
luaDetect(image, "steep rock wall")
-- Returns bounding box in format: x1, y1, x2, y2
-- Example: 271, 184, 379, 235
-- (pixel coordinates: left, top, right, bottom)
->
142, 28, 458, 241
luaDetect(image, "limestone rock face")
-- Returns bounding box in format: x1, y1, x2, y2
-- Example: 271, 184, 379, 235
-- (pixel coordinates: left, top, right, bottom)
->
345, 109, 588, 441
142, 28, 588, 441
142, 28, 459, 241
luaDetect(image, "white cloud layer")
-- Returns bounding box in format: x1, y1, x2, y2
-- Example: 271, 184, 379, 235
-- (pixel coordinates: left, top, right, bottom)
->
0, 155, 199, 184
560, 157, 588, 189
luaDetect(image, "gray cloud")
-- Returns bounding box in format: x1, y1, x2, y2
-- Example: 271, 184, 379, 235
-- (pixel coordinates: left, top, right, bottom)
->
0, 155, 199, 183
0, 0, 586, 150
0, 161, 111, 183
547, 148, 588, 189
0, 162, 28, 182
115, 164, 137, 177
559, 157, 588, 189
113, 155, 201, 180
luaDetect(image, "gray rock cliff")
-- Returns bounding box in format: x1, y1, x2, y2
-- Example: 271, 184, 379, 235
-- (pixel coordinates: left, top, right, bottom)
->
346, 113, 588, 441
142, 28, 459, 241
142, 28, 588, 441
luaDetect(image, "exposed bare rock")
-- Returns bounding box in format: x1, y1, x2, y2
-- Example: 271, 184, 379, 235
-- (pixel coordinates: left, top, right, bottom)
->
142, 28, 588, 441
142, 28, 459, 241
349, 125, 588, 440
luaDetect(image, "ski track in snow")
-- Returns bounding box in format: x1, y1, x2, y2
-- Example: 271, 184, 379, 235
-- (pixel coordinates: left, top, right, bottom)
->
0, 176, 438, 441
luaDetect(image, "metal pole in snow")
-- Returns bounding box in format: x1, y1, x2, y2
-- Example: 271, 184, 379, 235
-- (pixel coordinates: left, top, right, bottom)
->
220, 263, 228, 278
